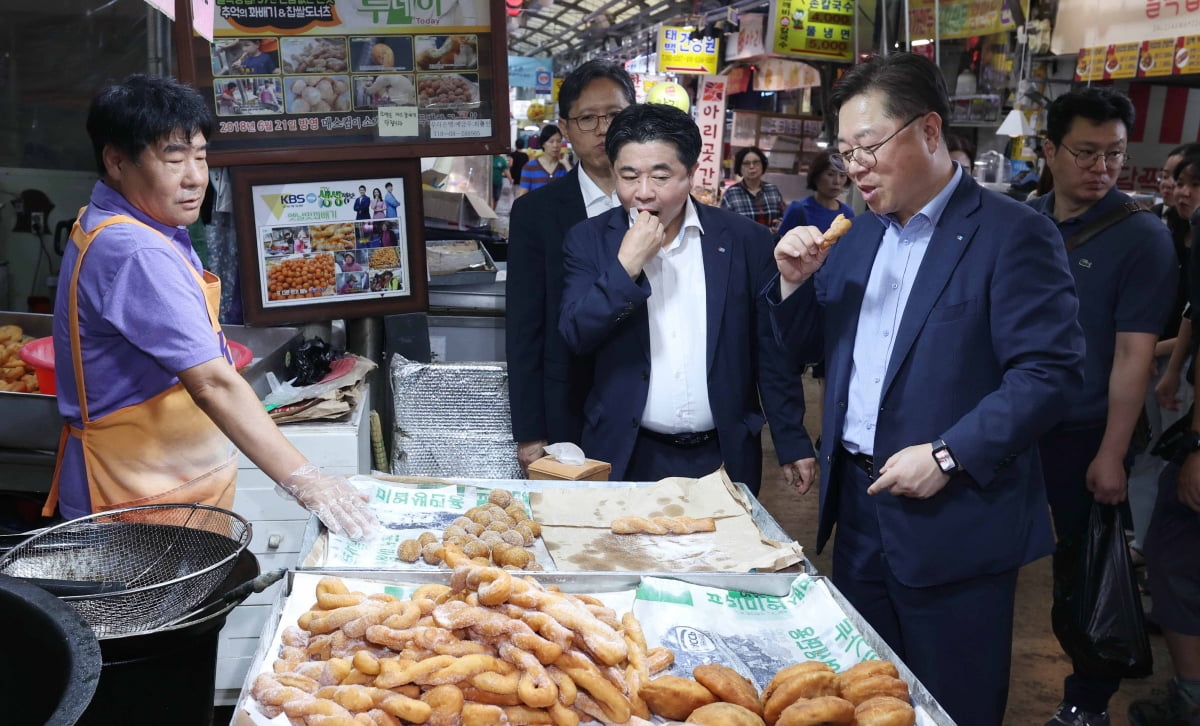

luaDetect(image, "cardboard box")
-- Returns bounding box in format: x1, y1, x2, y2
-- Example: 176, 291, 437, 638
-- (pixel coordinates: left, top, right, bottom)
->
422, 189, 496, 229
527, 456, 612, 481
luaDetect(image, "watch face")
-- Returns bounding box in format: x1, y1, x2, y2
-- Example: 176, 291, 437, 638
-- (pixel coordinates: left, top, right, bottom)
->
934, 449, 955, 471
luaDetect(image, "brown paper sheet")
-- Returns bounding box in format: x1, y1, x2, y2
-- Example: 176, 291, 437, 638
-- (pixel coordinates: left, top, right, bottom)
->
530, 469, 803, 573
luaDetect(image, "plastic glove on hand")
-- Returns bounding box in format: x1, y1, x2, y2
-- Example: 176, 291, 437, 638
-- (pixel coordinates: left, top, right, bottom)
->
280, 463, 379, 540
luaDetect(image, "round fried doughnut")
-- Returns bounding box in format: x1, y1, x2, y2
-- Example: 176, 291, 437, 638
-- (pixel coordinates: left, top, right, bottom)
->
452, 516, 474, 529
854, 696, 915, 726
763, 671, 838, 725
486, 521, 511, 533
397, 539, 421, 563
693, 664, 762, 716
775, 696, 855, 726
500, 529, 525, 547
480, 530, 505, 546
421, 542, 444, 565
686, 701, 766, 726
514, 521, 538, 546
465, 521, 486, 537
488, 489, 514, 507
492, 543, 532, 568
834, 660, 899, 693
838, 675, 909, 706
462, 539, 491, 559
505, 504, 529, 522
418, 532, 439, 547
444, 524, 469, 540
640, 675, 717, 721
762, 662, 833, 703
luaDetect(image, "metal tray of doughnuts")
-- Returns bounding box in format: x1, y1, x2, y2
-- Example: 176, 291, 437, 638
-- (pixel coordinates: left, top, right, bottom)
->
295, 477, 815, 576
229, 570, 956, 726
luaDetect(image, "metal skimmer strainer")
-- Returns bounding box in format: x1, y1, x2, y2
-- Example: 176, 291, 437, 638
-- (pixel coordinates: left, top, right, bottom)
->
0, 503, 251, 638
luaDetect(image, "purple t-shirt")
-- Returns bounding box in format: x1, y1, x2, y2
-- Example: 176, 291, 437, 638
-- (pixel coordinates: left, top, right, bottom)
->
53, 181, 224, 519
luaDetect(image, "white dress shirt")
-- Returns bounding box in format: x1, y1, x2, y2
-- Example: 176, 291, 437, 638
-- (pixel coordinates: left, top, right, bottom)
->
639, 199, 715, 434
579, 167, 621, 218
842, 166, 963, 456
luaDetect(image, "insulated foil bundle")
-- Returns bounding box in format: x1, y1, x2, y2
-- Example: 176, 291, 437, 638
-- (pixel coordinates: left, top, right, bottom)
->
389, 355, 521, 478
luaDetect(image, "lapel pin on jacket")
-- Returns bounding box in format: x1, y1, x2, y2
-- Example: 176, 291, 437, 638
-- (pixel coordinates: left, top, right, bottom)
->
718, 247, 726, 253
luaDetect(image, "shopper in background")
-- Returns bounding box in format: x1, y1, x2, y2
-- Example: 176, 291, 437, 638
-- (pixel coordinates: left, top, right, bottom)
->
491, 153, 511, 208
778, 149, 855, 238
946, 130, 976, 170
506, 60, 635, 473
509, 137, 529, 185
720, 146, 784, 232
559, 103, 814, 495
46, 74, 377, 540
1029, 86, 1177, 726
769, 52, 1084, 725
517, 124, 570, 197
1130, 153, 1200, 726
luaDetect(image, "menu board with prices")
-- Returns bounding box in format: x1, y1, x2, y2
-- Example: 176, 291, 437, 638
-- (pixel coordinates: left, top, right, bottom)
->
768, 0, 855, 63
177, 0, 508, 164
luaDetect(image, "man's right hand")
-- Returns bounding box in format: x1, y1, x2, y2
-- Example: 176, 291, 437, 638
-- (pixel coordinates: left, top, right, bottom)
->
1156, 369, 1182, 411
774, 226, 832, 299
617, 211, 667, 279
518, 439, 548, 474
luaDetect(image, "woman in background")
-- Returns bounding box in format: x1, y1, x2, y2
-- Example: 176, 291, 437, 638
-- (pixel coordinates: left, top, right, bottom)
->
517, 124, 570, 198
720, 146, 784, 232
778, 149, 855, 238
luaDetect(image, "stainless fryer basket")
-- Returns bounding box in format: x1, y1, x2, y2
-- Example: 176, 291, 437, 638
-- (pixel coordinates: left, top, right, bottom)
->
0, 504, 251, 638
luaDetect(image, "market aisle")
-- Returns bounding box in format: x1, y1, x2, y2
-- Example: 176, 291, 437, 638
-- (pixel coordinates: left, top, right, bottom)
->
755, 370, 1170, 726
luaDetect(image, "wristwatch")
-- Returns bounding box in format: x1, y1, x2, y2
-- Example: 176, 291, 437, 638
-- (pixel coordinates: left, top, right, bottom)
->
1185, 430, 1200, 454
931, 439, 962, 474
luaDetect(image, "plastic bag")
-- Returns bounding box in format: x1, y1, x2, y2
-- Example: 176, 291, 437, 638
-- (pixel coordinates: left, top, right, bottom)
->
283, 337, 340, 386
1051, 502, 1153, 679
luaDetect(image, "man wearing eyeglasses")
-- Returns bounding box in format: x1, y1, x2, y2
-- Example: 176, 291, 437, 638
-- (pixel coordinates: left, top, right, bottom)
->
1028, 87, 1177, 726
769, 53, 1085, 724
507, 61, 636, 472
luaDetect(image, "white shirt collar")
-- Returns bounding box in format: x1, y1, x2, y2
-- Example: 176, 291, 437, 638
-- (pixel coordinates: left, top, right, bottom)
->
579, 167, 619, 217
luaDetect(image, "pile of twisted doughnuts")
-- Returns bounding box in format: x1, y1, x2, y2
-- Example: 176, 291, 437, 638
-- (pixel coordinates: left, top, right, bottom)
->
397, 489, 543, 570
251, 546, 676, 725
641, 660, 915, 726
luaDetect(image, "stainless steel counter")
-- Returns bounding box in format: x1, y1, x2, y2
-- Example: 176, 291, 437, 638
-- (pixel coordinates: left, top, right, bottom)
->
428, 263, 506, 314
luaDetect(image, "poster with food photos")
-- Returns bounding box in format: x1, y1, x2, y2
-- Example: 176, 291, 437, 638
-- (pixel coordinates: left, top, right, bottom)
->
251, 176, 410, 308
183, 0, 501, 163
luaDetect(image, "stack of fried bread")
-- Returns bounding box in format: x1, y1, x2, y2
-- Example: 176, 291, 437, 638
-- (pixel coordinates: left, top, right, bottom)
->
640, 660, 915, 726
251, 546, 676, 726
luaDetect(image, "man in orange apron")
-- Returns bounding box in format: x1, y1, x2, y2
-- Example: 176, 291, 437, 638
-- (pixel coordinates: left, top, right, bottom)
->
45, 73, 376, 540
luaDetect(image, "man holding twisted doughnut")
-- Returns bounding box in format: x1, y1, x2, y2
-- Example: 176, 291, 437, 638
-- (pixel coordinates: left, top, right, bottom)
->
45, 74, 377, 540
768, 53, 1085, 724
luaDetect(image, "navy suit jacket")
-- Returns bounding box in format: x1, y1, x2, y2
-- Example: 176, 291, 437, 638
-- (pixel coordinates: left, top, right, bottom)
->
770, 173, 1085, 588
560, 202, 814, 490
506, 168, 593, 445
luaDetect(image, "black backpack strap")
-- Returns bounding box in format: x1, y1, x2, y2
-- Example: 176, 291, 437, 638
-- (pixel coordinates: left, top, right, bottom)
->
1065, 201, 1148, 253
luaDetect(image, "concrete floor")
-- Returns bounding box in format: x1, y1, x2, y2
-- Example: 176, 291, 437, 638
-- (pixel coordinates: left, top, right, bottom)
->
755, 372, 1174, 725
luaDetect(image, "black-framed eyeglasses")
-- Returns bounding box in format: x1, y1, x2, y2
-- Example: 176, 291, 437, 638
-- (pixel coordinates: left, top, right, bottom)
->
567, 113, 618, 132
1057, 143, 1129, 170
830, 114, 924, 172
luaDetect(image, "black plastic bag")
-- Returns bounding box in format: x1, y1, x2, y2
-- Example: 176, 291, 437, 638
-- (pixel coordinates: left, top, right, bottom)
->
283, 337, 340, 386
1051, 502, 1153, 679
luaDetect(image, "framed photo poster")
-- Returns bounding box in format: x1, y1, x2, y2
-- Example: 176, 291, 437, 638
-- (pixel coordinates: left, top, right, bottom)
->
174, 0, 510, 166
232, 159, 428, 325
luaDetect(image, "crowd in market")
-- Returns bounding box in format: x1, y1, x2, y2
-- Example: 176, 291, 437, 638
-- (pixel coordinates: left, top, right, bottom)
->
505, 55, 1200, 726
56, 49, 1200, 726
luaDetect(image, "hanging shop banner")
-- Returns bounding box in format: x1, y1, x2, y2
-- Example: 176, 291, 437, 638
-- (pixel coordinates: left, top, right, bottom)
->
508, 56, 553, 92
754, 58, 821, 91
694, 75, 728, 204
1078, 33, 1200, 80
178, 0, 507, 165
1052, 0, 1200, 55
725, 13, 766, 60
1101, 42, 1140, 79
767, 0, 854, 63
657, 27, 720, 75
906, 0, 1020, 41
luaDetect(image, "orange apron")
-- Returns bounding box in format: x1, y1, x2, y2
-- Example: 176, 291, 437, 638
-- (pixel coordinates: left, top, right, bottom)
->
43, 212, 237, 516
